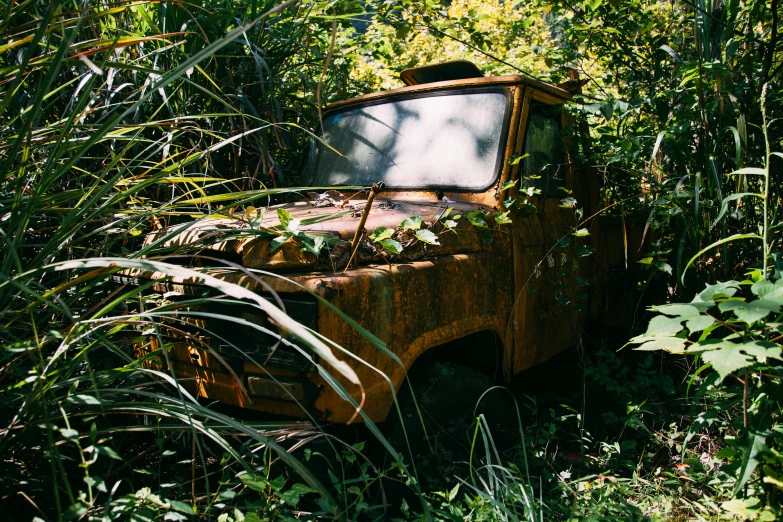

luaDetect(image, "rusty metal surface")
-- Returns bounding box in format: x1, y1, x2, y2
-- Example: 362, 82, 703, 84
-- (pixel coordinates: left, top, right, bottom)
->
133, 76, 626, 424
326, 75, 570, 112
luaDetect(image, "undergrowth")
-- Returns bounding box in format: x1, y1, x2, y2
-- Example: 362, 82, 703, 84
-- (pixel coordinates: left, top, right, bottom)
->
2, 0, 783, 521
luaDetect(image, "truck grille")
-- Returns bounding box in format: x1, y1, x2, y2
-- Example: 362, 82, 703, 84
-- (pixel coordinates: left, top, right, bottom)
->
150, 294, 318, 372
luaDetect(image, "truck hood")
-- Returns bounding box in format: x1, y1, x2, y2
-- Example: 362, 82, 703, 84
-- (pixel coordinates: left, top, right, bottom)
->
149, 196, 490, 272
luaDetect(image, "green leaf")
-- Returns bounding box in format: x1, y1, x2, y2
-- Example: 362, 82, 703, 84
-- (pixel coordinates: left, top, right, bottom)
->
443, 219, 457, 229
501, 179, 518, 191
415, 229, 440, 245
644, 315, 685, 336
168, 500, 196, 515
369, 227, 393, 242
572, 228, 590, 237
277, 208, 293, 229
300, 234, 325, 256
494, 211, 512, 225
278, 484, 316, 507
399, 216, 423, 230
240, 474, 268, 492
95, 446, 123, 460
633, 337, 687, 353
685, 314, 716, 332
60, 428, 79, 441
734, 432, 769, 496
752, 279, 775, 297
655, 261, 673, 275
270, 475, 286, 491
63, 503, 88, 521
508, 153, 529, 165
379, 239, 403, 255
448, 483, 460, 502
559, 197, 577, 209
713, 192, 763, 227
728, 167, 766, 176
650, 304, 701, 317
695, 280, 741, 302
68, 394, 102, 405
698, 340, 783, 381
718, 299, 780, 324
466, 209, 489, 228
269, 235, 288, 253
721, 498, 761, 519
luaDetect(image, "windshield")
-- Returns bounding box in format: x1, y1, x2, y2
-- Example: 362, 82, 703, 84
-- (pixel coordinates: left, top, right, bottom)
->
311, 89, 509, 190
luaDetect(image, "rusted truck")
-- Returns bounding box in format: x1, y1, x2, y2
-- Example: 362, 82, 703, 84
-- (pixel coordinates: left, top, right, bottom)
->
134, 61, 631, 430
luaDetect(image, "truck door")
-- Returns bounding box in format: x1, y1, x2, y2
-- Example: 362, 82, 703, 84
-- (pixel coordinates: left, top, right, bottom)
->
507, 89, 586, 375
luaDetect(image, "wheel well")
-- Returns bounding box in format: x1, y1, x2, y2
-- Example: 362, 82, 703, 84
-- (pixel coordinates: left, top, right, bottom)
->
409, 330, 505, 384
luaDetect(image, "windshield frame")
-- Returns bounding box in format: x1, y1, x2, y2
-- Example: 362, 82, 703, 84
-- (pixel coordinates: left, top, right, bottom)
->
310, 85, 514, 193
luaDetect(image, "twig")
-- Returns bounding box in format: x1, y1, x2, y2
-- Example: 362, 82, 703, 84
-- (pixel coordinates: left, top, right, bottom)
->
344, 183, 383, 272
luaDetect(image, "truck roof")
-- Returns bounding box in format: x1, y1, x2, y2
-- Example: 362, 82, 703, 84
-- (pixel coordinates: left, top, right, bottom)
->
326, 61, 573, 112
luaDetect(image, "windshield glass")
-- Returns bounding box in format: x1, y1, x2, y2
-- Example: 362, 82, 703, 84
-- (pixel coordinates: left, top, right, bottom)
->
311, 90, 509, 190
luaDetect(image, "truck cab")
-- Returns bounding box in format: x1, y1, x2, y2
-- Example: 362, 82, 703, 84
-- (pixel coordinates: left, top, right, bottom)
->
135, 61, 618, 424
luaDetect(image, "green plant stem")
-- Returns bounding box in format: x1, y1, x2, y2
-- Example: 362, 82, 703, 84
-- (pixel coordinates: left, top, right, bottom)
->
762, 83, 771, 278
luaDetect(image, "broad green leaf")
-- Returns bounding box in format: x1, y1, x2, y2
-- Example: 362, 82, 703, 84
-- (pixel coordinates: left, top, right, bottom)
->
443, 220, 457, 229
650, 304, 701, 317
278, 483, 316, 507
752, 279, 775, 297
695, 280, 741, 302
379, 239, 402, 254
399, 216, 423, 230
369, 227, 393, 242
718, 299, 780, 324
415, 229, 440, 245
633, 337, 687, 353
240, 474, 268, 492
721, 498, 761, 519
686, 314, 716, 332
644, 315, 685, 336
698, 340, 783, 381
300, 234, 325, 256
466, 209, 489, 228
168, 500, 196, 515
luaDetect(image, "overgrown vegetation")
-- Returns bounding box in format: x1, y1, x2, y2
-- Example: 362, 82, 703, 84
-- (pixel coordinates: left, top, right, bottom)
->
2, 0, 783, 520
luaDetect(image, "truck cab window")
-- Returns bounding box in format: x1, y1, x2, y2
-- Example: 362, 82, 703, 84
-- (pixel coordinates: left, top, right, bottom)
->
523, 101, 565, 197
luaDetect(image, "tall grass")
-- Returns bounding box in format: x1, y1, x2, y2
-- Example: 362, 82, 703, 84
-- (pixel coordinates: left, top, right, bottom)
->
0, 0, 422, 519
